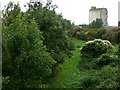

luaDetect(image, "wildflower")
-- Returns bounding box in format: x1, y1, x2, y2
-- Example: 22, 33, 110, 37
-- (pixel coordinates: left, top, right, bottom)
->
108, 84, 112, 86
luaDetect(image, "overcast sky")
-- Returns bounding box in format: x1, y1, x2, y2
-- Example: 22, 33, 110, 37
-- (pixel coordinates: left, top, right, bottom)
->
1, 0, 120, 26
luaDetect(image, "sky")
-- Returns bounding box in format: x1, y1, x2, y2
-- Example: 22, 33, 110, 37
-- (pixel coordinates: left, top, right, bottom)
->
0, 0, 120, 26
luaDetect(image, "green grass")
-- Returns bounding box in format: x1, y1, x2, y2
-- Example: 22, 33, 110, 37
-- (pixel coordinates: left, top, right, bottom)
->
46, 39, 87, 88
46, 39, 119, 88
113, 45, 119, 53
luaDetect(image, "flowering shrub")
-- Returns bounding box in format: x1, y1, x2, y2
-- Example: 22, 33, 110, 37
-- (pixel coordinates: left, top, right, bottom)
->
97, 79, 119, 88
80, 39, 114, 58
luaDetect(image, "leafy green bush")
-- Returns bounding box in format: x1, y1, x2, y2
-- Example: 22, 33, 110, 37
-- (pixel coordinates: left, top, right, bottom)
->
72, 76, 100, 88
80, 39, 114, 58
94, 54, 119, 68
75, 31, 90, 41
2, 13, 56, 88
77, 65, 119, 88
78, 57, 96, 70
97, 79, 119, 88
102, 28, 120, 44
95, 28, 106, 39
114, 31, 120, 44
100, 65, 118, 79
81, 76, 100, 88
96, 65, 119, 88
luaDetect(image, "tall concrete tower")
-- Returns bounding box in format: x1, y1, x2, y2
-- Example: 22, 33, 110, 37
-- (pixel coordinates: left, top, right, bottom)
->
89, 6, 108, 26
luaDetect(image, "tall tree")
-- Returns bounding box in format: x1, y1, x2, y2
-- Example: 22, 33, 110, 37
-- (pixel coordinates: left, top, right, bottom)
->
27, 0, 74, 64
2, 2, 21, 26
89, 18, 103, 28
2, 13, 56, 88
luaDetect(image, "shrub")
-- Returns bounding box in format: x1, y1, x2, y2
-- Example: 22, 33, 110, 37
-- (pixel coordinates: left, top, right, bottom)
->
101, 65, 118, 79
75, 31, 89, 41
69, 26, 81, 37
81, 76, 100, 88
96, 65, 119, 88
80, 39, 114, 58
2, 13, 56, 88
114, 31, 120, 44
72, 76, 100, 88
102, 28, 119, 44
95, 28, 106, 39
78, 57, 96, 70
94, 54, 119, 68
97, 79, 119, 88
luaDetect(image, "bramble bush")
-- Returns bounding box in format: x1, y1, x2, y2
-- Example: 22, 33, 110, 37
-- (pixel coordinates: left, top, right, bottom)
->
102, 28, 120, 44
93, 53, 120, 69
79, 76, 100, 88
69, 27, 106, 41
80, 39, 114, 58
2, 13, 56, 88
70, 26, 120, 45
76, 65, 119, 88
75, 31, 91, 41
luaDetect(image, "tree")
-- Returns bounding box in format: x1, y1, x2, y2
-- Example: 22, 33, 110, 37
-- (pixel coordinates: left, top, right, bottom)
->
26, 0, 75, 64
2, 2, 21, 26
2, 13, 56, 88
88, 18, 103, 28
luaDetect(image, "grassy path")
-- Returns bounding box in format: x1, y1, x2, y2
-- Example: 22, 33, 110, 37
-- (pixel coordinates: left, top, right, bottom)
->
46, 40, 86, 88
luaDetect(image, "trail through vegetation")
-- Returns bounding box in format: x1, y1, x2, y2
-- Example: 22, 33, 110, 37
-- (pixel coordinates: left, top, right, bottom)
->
47, 40, 87, 88
47, 39, 119, 88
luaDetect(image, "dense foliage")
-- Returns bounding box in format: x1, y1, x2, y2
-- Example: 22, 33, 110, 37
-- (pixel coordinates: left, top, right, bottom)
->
69, 27, 106, 41
76, 40, 120, 88
69, 26, 120, 45
2, 0, 120, 88
2, 13, 56, 88
94, 53, 119, 68
2, 0, 75, 88
2, 2, 21, 26
78, 39, 120, 88
88, 18, 103, 28
80, 39, 113, 58
26, 0, 75, 63
82, 18, 103, 29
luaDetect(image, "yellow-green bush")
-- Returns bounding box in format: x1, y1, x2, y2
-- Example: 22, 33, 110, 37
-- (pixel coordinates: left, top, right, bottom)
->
80, 39, 114, 58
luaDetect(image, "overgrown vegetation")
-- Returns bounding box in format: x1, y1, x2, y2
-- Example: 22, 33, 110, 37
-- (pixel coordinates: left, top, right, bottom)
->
2, 13, 56, 88
78, 39, 120, 88
26, 0, 75, 64
2, 0, 120, 88
80, 39, 113, 58
2, 0, 75, 88
82, 18, 103, 29
69, 26, 120, 45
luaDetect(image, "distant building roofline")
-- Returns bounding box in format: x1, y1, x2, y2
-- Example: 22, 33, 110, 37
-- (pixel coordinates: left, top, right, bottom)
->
89, 6, 107, 11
